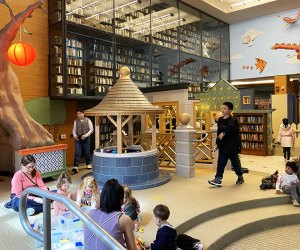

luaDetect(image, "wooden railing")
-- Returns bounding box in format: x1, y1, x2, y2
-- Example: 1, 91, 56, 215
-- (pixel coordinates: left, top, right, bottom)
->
129, 131, 213, 168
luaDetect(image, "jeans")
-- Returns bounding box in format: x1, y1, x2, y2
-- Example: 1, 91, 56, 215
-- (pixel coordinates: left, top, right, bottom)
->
282, 183, 300, 201
216, 151, 243, 179
11, 197, 43, 214
74, 137, 91, 166
283, 147, 291, 160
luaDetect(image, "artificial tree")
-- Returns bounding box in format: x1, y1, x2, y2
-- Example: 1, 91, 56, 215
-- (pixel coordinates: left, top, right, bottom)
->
0, 0, 54, 150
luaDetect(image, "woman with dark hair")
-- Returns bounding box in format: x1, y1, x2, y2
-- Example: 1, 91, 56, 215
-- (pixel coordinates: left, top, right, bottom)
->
11, 155, 48, 216
84, 179, 139, 250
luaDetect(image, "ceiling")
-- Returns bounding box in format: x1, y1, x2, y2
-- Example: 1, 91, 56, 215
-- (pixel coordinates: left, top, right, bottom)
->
181, 0, 300, 23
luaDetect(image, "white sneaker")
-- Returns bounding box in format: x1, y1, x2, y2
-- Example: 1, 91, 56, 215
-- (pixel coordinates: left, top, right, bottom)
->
26, 207, 35, 216
193, 242, 203, 250
72, 167, 78, 174
86, 164, 92, 169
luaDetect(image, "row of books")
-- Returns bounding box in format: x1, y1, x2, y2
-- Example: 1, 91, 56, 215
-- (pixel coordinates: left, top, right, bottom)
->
236, 116, 263, 123
240, 133, 263, 141
241, 142, 264, 150
240, 125, 263, 132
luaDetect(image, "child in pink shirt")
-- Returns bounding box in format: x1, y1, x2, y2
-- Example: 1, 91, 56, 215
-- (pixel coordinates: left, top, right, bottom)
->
53, 173, 72, 215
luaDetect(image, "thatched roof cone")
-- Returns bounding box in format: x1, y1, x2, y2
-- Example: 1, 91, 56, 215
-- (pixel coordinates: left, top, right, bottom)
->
85, 67, 164, 116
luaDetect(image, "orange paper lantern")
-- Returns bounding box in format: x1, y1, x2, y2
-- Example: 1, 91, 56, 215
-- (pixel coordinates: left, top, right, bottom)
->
8, 42, 36, 66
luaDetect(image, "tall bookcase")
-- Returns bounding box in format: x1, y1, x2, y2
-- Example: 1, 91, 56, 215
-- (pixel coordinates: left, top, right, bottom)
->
234, 113, 267, 156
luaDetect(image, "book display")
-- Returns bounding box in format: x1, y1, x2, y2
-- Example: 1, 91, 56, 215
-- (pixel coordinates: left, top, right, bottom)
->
234, 113, 267, 156
49, 0, 230, 99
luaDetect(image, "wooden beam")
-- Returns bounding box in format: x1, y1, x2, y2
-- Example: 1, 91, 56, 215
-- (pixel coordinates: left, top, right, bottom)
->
95, 116, 100, 149
117, 115, 122, 154
151, 114, 156, 149
128, 117, 133, 146
107, 115, 117, 127
122, 115, 133, 128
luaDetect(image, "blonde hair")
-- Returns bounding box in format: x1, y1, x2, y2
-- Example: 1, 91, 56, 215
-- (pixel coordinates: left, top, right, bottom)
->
78, 176, 100, 203
123, 185, 136, 205
56, 173, 72, 189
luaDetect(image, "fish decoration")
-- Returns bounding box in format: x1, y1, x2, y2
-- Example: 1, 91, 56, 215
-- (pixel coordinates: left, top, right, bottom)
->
255, 58, 267, 73
271, 43, 300, 60
241, 29, 263, 47
283, 10, 300, 26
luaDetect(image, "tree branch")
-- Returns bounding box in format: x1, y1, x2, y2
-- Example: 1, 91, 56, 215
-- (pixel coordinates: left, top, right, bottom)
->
0, 1, 45, 66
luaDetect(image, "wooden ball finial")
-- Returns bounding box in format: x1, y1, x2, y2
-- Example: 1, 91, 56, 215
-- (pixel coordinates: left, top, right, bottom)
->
119, 66, 130, 79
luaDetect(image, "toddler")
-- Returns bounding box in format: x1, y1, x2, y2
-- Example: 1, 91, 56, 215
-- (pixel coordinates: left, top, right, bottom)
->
276, 161, 300, 207
53, 173, 72, 216
122, 185, 141, 231
76, 176, 100, 209
144, 204, 177, 250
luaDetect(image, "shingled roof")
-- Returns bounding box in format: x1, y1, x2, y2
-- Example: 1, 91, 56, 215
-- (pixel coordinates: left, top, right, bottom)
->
85, 77, 164, 116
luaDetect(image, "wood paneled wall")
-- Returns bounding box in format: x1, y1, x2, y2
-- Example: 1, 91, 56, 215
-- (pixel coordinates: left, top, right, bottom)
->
0, 0, 49, 100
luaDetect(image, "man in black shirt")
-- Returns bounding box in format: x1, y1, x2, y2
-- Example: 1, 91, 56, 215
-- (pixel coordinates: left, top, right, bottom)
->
208, 102, 244, 187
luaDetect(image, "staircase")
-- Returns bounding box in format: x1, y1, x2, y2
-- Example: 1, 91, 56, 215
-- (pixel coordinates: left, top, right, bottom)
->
176, 196, 300, 250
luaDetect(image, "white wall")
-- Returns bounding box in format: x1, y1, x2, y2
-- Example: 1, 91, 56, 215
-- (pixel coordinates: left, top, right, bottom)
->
145, 89, 198, 125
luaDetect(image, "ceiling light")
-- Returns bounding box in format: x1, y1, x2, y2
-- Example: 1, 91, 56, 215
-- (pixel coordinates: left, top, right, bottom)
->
231, 0, 258, 8
133, 18, 185, 34
86, 0, 142, 20
120, 13, 173, 30
67, 0, 103, 16
231, 79, 274, 85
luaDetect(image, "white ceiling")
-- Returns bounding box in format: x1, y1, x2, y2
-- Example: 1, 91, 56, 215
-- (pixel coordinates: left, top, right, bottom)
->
181, 0, 300, 23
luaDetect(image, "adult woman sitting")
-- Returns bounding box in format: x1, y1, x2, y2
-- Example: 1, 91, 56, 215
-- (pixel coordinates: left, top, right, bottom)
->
84, 179, 139, 250
11, 155, 48, 216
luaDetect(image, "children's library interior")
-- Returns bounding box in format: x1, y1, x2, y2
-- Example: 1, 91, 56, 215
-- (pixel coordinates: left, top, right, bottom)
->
0, 0, 300, 249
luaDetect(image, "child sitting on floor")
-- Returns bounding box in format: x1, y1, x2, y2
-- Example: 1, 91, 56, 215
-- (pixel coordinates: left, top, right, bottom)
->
122, 185, 141, 231
276, 161, 300, 207
76, 176, 100, 209
144, 204, 177, 250
53, 173, 72, 215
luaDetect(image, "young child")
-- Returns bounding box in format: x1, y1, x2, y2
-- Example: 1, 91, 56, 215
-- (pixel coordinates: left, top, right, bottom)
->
276, 161, 300, 207
122, 185, 141, 231
144, 204, 177, 250
53, 173, 72, 216
76, 176, 100, 209
277, 118, 295, 161
208, 101, 244, 187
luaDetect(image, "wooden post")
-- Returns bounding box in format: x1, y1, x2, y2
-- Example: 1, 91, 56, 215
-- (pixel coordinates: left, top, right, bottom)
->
128, 116, 133, 146
117, 115, 122, 154
151, 114, 156, 149
95, 116, 100, 149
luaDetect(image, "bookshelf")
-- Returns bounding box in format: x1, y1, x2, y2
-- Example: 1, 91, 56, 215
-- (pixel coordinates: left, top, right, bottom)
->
234, 113, 267, 156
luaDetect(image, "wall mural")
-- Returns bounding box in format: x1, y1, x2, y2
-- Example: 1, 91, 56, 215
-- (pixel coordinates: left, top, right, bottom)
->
230, 8, 300, 80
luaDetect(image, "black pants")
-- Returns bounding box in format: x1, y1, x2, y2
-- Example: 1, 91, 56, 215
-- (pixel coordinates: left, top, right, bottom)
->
283, 147, 291, 160
216, 151, 243, 179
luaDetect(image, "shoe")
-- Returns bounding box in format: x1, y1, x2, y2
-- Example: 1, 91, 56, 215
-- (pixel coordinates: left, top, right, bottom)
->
26, 207, 35, 216
193, 241, 204, 250
292, 200, 300, 207
72, 167, 78, 174
208, 177, 222, 187
86, 164, 92, 170
236, 176, 244, 185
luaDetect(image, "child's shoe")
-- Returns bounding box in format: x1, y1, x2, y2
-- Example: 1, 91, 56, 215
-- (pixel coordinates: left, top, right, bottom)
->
292, 200, 300, 207
236, 176, 244, 185
208, 177, 222, 187
193, 241, 204, 250
26, 207, 35, 216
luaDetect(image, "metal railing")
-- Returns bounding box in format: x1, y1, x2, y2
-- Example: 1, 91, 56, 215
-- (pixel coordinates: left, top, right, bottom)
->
19, 187, 125, 250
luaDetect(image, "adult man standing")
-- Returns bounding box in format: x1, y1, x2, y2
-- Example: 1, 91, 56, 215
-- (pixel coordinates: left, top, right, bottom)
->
72, 110, 94, 174
208, 102, 244, 187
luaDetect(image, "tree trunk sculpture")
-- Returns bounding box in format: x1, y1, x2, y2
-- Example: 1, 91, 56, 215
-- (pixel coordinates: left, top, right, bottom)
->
0, 0, 54, 150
